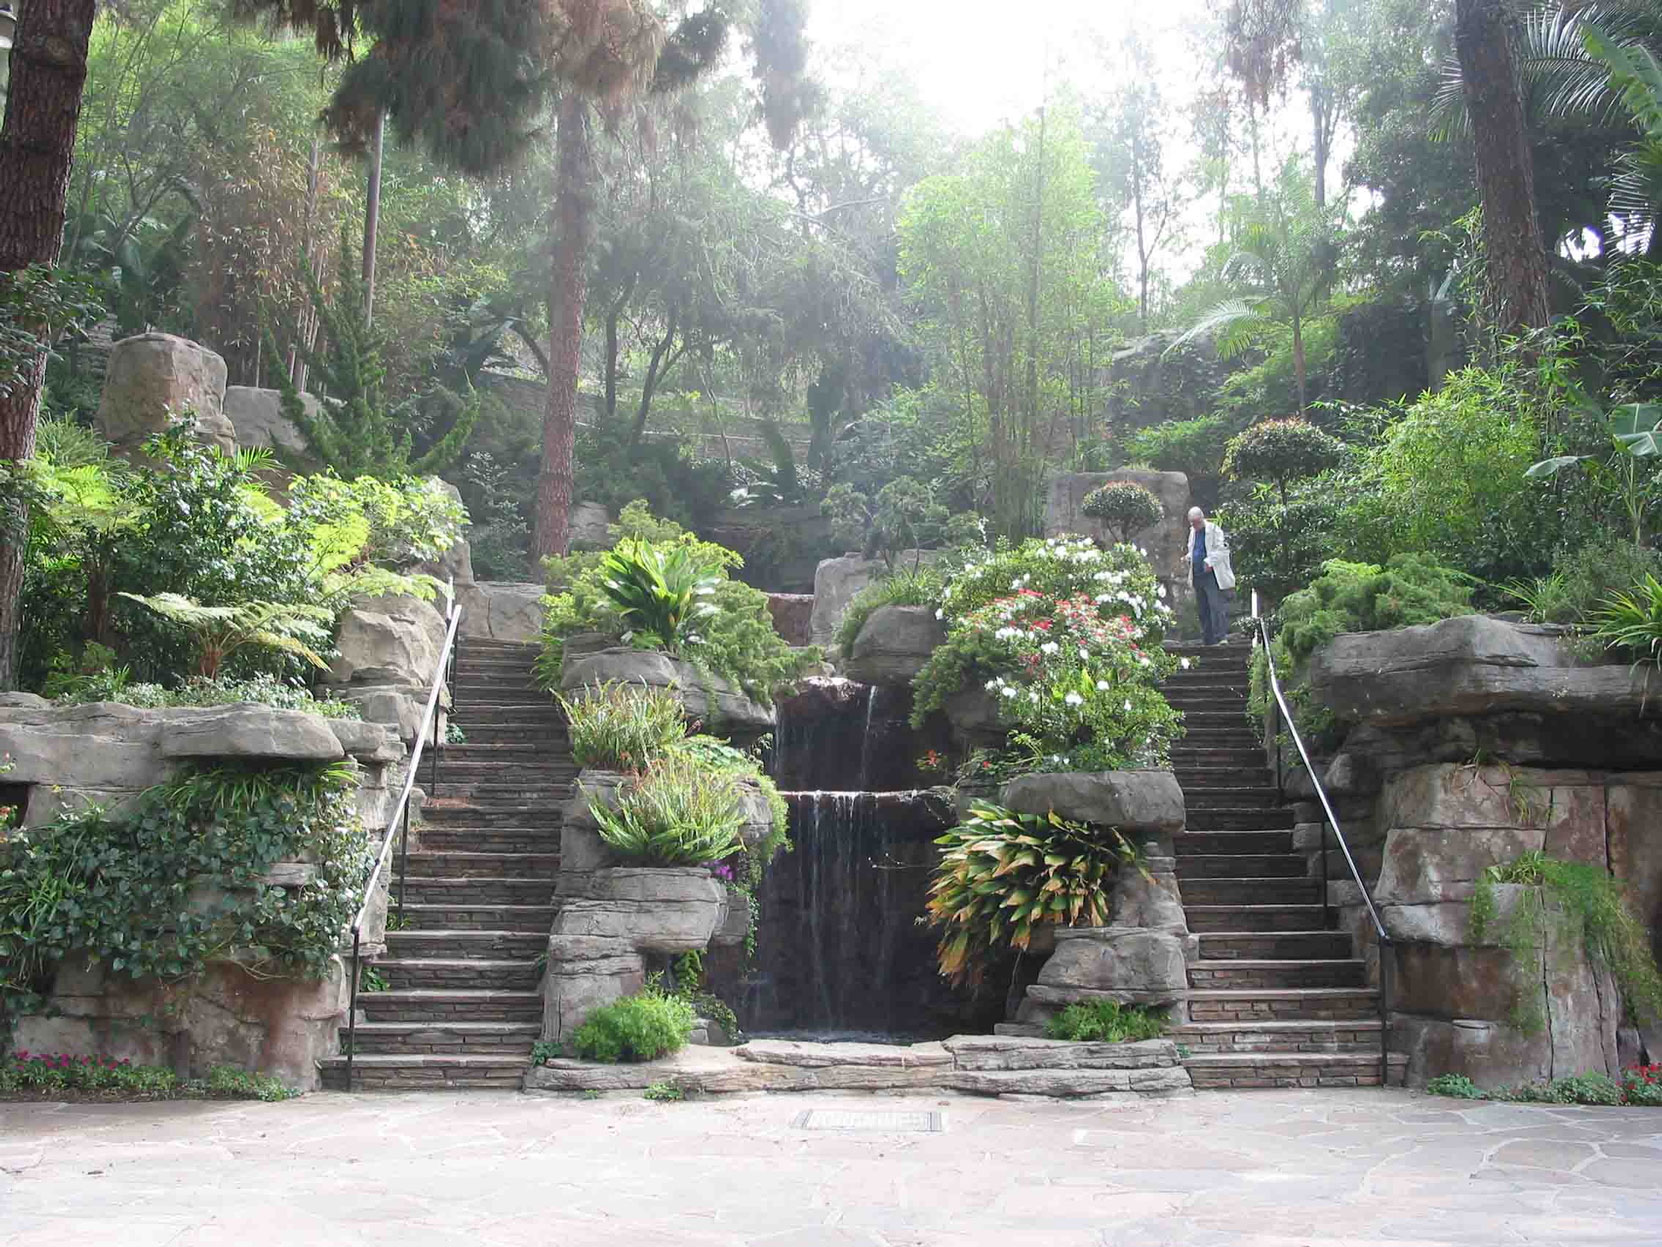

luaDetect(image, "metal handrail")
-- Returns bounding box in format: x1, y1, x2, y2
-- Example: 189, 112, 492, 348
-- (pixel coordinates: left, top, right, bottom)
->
342, 587, 462, 1091
1249, 589, 1394, 1087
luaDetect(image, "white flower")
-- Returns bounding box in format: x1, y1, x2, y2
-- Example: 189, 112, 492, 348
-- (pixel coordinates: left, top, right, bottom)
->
1157, 584, 1167, 599
1029, 691, 1041, 703
1041, 641, 1060, 655
1180, 657, 1192, 670
985, 680, 999, 691
1096, 680, 1110, 691
936, 608, 945, 619
1123, 699, 1134, 712
1001, 686, 1019, 699
1064, 691, 1084, 706
1079, 647, 1090, 661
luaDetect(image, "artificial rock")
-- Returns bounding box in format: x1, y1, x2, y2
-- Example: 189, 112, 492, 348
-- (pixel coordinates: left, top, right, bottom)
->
843, 604, 946, 685
97, 332, 236, 454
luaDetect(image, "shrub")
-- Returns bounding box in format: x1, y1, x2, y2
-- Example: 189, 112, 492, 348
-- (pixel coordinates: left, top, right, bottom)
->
0, 1052, 297, 1100
1223, 418, 1346, 501
589, 753, 745, 867
938, 537, 1170, 639
643, 1080, 687, 1101
1504, 538, 1662, 626
1215, 479, 1346, 605
1427, 1069, 1662, 1106
50, 671, 360, 719
571, 987, 697, 1063
1276, 555, 1475, 667
1593, 573, 1662, 666
925, 802, 1139, 985
834, 564, 946, 652
557, 681, 687, 772
1125, 416, 1232, 502
1425, 1073, 1486, 1100
1044, 999, 1167, 1043
115, 594, 334, 680
1081, 481, 1165, 543
1623, 1064, 1662, 1106
598, 539, 722, 653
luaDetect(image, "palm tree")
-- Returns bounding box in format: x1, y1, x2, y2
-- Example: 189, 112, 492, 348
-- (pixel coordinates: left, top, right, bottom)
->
1168, 165, 1339, 412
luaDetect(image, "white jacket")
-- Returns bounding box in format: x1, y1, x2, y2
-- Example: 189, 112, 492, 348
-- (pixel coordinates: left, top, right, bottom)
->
1182, 521, 1235, 591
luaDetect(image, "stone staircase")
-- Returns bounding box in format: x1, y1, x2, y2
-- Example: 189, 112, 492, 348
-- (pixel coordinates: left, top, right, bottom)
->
319, 639, 571, 1090
1163, 640, 1405, 1089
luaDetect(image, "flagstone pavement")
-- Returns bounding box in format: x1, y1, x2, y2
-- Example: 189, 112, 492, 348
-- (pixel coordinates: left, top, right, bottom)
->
3, 1087, 1660, 1246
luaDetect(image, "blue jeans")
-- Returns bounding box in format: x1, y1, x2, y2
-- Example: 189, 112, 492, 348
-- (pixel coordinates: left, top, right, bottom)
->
1194, 569, 1230, 645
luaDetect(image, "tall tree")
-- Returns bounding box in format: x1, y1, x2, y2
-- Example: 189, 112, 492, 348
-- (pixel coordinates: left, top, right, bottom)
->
1453, 0, 1550, 334
1096, 34, 1178, 328
0, 0, 98, 689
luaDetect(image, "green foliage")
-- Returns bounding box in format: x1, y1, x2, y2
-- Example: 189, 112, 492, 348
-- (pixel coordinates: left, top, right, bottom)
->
1470, 851, 1662, 1029
537, 503, 816, 706
1223, 418, 1346, 494
1593, 573, 1662, 666
834, 565, 946, 653
1425, 1073, 1486, 1100
0, 1052, 298, 1101
49, 670, 360, 720
0, 761, 370, 1019
284, 473, 466, 578
935, 537, 1169, 634
643, 1079, 687, 1101
925, 802, 1140, 986
1276, 556, 1476, 667
557, 682, 688, 772
1080, 481, 1165, 543
1624, 1065, 1662, 1105
1503, 539, 1662, 626
1125, 416, 1233, 500
571, 987, 698, 1063
589, 754, 744, 867
1044, 999, 1167, 1044
599, 539, 722, 653
0, 266, 102, 401
115, 593, 334, 680
822, 476, 969, 566
1216, 479, 1345, 604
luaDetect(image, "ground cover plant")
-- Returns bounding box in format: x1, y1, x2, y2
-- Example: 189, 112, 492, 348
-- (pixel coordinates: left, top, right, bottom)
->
1427, 1067, 1662, 1107
0, 1051, 299, 1101
1044, 999, 1168, 1044
569, 986, 698, 1064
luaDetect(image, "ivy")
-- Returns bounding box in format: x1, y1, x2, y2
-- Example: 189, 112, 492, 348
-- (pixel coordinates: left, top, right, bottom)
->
0, 761, 372, 1020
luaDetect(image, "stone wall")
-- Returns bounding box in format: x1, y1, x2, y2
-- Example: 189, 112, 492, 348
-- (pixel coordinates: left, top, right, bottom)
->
0, 698, 404, 1089
1288, 615, 1662, 1086
1043, 471, 1193, 623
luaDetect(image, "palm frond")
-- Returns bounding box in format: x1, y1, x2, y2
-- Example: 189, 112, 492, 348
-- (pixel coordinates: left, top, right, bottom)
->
1165, 299, 1265, 362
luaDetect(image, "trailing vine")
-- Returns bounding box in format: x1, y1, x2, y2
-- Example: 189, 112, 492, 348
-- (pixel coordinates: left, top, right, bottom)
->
0, 761, 372, 1020
1469, 851, 1662, 1034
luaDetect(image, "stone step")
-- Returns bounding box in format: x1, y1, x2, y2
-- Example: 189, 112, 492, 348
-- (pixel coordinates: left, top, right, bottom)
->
1177, 731, 1262, 750
317, 1054, 530, 1091
454, 727, 571, 747
377, 957, 542, 991
1188, 959, 1368, 990
1170, 747, 1268, 766
453, 700, 569, 717
428, 783, 576, 803
1183, 904, 1327, 933
1186, 807, 1296, 831
1176, 853, 1308, 880
1176, 831, 1294, 855
397, 903, 556, 931
1180, 877, 1321, 906
1183, 1050, 1407, 1089
1178, 710, 1257, 730
1182, 786, 1285, 809
345, 1021, 541, 1056
1173, 772, 1278, 794
417, 827, 564, 853
1185, 987, 1380, 1023
404, 851, 561, 879
1196, 931, 1354, 960
1163, 671, 1248, 688
419, 802, 566, 828
357, 989, 543, 1023
385, 929, 547, 959
398, 876, 556, 906
1171, 1019, 1383, 1055
436, 743, 570, 759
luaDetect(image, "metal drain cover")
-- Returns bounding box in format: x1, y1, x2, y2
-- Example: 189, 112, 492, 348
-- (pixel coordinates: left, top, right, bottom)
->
792, 1109, 944, 1133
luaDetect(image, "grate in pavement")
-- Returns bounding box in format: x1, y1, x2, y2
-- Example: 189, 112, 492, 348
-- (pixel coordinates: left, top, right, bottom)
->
791, 1109, 944, 1133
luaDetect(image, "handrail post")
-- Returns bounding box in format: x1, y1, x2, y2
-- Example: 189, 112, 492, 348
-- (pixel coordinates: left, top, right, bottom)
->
345, 928, 361, 1092
1320, 818, 1331, 930
1379, 937, 1393, 1086
396, 798, 410, 916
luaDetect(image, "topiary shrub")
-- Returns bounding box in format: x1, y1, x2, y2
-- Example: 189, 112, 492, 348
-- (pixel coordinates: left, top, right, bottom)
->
1223, 417, 1347, 502
1081, 481, 1165, 543
571, 987, 697, 1063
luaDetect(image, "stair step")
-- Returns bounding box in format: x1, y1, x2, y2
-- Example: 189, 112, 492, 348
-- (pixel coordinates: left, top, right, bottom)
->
437, 743, 569, 758
417, 830, 563, 854
1172, 1019, 1383, 1054
1183, 904, 1327, 932
404, 851, 560, 878
1177, 831, 1294, 855
399, 877, 556, 906
1185, 987, 1380, 1022
1196, 931, 1354, 960
317, 1053, 530, 1091
345, 1021, 541, 1056
1171, 748, 1269, 766
1179, 877, 1321, 905
419, 803, 565, 828
1188, 959, 1368, 990
1176, 853, 1308, 880
385, 929, 547, 959
397, 903, 556, 931
1179, 711, 1257, 730
1187, 807, 1296, 831
357, 989, 543, 1023
1183, 787, 1286, 809
377, 957, 542, 991
1183, 1050, 1406, 1089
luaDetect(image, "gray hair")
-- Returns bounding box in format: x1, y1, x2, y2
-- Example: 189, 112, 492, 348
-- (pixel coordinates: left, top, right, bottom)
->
1187, 507, 1205, 520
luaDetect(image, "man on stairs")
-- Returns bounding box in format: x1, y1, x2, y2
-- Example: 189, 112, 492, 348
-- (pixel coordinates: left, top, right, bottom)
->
1182, 506, 1235, 646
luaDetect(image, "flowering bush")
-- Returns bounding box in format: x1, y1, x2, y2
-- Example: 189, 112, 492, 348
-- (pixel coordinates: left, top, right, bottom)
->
1624, 1063, 1662, 1106
912, 537, 1181, 772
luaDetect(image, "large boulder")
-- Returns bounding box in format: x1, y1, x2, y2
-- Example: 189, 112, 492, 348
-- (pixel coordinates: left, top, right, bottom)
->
560, 646, 774, 735
97, 333, 235, 454
1309, 615, 1652, 729
1002, 770, 1185, 834
159, 706, 346, 762
809, 551, 941, 647
766, 593, 814, 647
222, 385, 317, 462
330, 594, 447, 686
568, 501, 611, 551
456, 581, 544, 643
843, 604, 945, 685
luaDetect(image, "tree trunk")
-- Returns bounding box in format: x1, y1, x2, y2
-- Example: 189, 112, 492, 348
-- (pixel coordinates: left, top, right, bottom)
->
629, 308, 678, 448
362, 109, 385, 328
1291, 305, 1307, 413
1454, 0, 1550, 335
1310, 87, 1331, 209
532, 93, 595, 561
0, 0, 97, 690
